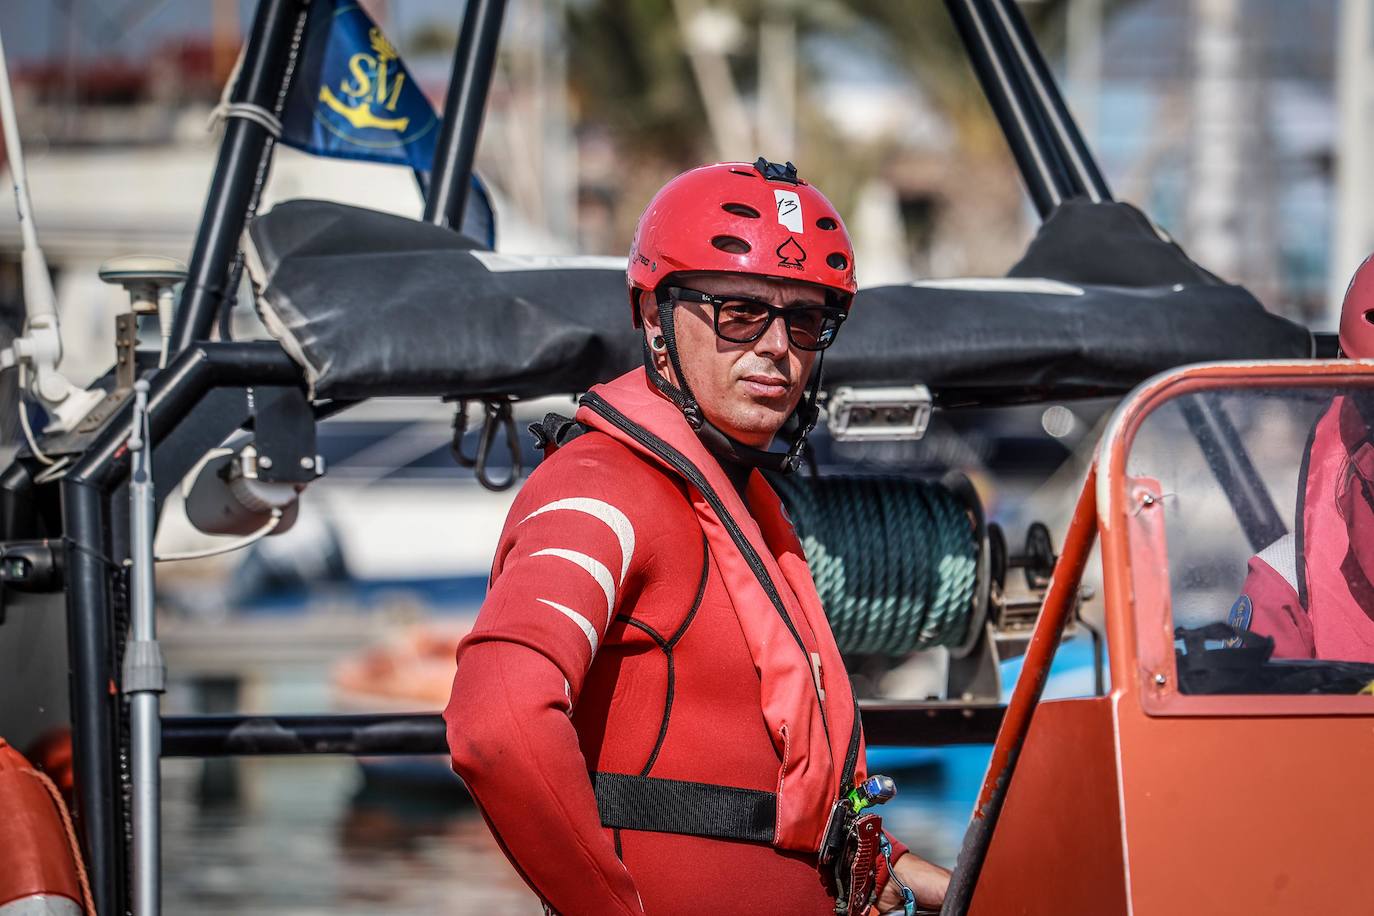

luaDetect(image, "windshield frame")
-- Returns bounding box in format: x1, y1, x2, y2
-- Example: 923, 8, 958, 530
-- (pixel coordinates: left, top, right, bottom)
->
1101, 360, 1374, 717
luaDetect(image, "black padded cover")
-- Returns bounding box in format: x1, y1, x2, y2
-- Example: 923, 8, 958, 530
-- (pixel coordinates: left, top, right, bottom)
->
246, 199, 1312, 403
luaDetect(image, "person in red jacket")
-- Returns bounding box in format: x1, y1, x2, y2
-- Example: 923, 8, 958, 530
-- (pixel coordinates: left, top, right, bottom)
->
444, 159, 950, 915
1236, 253, 1374, 662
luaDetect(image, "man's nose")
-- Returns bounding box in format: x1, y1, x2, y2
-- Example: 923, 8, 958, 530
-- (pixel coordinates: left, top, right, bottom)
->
753, 313, 791, 358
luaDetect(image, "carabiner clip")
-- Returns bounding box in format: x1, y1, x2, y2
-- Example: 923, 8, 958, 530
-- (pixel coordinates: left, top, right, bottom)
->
450, 400, 478, 467
473, 399, 522, 492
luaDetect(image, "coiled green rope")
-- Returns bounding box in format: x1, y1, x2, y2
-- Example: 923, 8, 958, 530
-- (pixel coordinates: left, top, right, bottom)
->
767, 474, 979, 656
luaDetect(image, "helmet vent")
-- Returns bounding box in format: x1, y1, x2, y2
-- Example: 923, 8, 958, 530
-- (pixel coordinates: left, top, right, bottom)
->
729, 168, 754, 177
1364, 309, 1374, 325
721, 202, 761, 219
827, 252, 849, 270
711, 235, 752, 254
816, 217, 839, 230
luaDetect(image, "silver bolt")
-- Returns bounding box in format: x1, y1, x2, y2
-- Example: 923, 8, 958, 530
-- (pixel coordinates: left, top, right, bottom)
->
258, 455, 273, 469
1140, 493, 1157, 507
300, 456, 314, 470
1153, 672, 1167, 685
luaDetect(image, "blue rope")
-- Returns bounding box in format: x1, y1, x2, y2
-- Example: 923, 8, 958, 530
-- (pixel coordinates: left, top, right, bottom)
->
769, 474, 978, 656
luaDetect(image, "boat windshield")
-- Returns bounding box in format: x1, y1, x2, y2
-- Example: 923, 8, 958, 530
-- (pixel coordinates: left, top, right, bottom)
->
1129, 383, 1374, 695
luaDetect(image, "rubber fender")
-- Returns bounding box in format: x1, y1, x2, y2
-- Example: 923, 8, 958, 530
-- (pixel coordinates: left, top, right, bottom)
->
0, 737, 84, 914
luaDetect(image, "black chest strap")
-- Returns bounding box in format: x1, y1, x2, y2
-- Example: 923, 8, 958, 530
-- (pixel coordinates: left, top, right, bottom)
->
591, 771, 776, 843
590, 705, 861, 846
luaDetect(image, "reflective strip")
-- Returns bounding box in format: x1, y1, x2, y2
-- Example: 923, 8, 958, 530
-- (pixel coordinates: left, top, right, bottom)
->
536, 598, 599, 655
910, 276, 1083, 296
522, 498, 635, 584
471, 251, 629, 273
1256, 533, 1299, 593
530, 548, 616, 616
0, 896, 84, 916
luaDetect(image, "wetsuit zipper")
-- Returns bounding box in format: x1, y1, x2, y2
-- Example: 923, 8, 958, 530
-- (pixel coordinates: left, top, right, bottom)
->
582, 391, 832, 740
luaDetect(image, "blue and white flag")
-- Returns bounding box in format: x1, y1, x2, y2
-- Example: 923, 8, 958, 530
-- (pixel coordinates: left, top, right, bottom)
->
279, 0, 495, 247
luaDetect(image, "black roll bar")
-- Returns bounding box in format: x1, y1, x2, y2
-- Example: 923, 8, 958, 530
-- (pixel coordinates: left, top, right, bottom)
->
1178, 394, 1289, 552
62, 342, 302, 914
945, 0, 1078, 217
169, 0, 309, 354
423, 0, 509, 228
990, 0, 1111, 201
159, 704, 1008, 758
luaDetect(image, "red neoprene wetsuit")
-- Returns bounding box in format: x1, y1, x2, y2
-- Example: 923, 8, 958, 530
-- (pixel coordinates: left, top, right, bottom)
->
445, 375, 906, 915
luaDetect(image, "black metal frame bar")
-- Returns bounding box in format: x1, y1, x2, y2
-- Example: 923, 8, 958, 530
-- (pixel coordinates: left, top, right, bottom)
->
423, 0, 508, 228
1177, 393, 1288, 552
169, 0, 309, 353
991, 0, 1110, 201
946, 0, 1075, 217
945, 0, 1114, 215
949, 0, 1284, 552
160, 705, 1007, 758
62, 343, 301, 915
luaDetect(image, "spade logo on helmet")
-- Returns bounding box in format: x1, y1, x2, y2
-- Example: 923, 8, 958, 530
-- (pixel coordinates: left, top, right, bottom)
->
776, 237, 806, 270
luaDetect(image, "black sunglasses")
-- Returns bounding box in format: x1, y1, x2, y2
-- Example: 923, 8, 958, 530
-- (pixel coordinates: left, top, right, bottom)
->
666, 286, 847, 352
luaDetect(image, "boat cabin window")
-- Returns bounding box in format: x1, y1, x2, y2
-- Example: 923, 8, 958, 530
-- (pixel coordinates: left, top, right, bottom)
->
1128, 384, 1374, 695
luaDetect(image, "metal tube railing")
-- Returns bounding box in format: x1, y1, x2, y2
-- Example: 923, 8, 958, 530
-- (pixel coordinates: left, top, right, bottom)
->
160, 704, 1008, 757
942, 468, 1099, 916
423, 0, 508, 228
169, 0, 308, 352
62, 342, 302, 912
945, 0, 1077, 217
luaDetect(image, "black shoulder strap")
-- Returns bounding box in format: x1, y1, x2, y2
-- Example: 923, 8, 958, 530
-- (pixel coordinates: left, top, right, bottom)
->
528, 412, 588, 453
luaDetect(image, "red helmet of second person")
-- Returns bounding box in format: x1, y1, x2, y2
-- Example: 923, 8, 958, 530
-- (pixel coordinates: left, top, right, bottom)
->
1339, 252, 1374, 359
626, 159, 858, 327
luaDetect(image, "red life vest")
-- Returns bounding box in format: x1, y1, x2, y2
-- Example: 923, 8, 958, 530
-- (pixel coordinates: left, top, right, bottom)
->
1247, 395, 1374, 661
1295, 395, 1374, 660
575, 368, 863, 853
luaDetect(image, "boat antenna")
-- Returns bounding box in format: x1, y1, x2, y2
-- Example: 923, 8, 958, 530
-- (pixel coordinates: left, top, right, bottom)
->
0, 27, 101, 440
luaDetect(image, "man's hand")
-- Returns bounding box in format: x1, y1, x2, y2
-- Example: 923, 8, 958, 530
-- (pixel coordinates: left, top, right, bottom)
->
874, 852, 950, 913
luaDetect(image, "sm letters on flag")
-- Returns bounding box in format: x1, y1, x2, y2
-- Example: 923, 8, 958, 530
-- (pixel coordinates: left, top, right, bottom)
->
277, 0, 495, 245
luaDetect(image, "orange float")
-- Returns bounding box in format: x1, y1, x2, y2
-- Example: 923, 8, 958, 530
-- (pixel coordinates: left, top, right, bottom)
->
0, 737, 92, 916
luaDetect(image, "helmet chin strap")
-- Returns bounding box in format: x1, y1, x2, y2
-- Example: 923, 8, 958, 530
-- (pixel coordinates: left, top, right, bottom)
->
643, 289, 824, 475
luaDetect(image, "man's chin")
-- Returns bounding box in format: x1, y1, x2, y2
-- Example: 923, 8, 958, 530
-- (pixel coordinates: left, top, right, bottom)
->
715, 403, 793, 446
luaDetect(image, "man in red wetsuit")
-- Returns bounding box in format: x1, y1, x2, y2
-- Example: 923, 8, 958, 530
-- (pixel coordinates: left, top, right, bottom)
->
444, 159, 950, 915
1236, 253, 1374, 662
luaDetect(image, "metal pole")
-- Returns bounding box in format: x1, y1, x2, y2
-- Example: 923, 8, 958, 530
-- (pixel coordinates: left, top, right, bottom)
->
61, 479, 123, 916
159, 704, 1009, 757
1177, 393, 1287, 553
423, 0, 508, 228
169, 0, 308, 353
944, 0, 1074, 218
942, 467, 1098, 916
61, 342, 301, 914
989, 0, 1112, 201
125, 379, 164, 916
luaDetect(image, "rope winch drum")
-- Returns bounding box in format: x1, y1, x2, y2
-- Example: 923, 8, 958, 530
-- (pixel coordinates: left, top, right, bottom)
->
767, 473, 985, 657
768, 473, 1058, 659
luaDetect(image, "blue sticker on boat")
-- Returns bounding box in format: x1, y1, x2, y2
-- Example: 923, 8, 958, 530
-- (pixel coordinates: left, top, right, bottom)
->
1225, 594, 1252, 647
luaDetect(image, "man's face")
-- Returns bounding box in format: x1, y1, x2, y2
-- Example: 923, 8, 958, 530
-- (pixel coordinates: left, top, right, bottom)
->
642, 272, 829, 448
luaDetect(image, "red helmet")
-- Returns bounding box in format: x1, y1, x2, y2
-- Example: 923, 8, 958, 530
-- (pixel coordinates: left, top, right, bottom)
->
626, 159, 857, 327
1339, 253, 1374, 359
